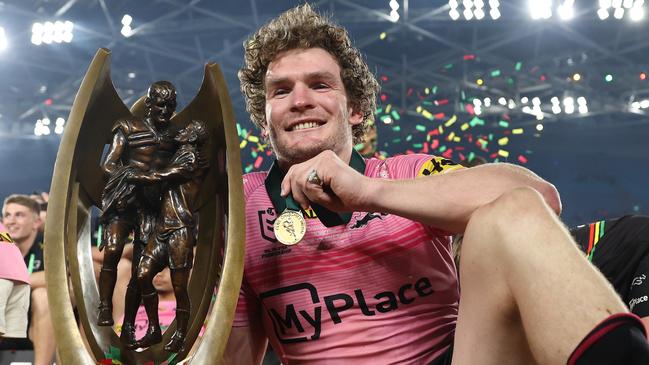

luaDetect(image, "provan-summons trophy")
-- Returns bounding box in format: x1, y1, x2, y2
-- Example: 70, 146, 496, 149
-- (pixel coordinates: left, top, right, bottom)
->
43, 48, 245, 365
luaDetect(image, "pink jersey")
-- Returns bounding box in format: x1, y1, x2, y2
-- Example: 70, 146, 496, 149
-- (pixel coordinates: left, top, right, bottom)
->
235, 154, 461, 364
0, 242, 30, 284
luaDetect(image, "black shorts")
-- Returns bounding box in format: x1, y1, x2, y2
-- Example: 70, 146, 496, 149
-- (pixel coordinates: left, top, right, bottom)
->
570, 215, 649, 317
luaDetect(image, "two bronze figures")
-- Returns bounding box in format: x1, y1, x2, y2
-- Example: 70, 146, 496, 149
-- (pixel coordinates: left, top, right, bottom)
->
96, 81, 208, 353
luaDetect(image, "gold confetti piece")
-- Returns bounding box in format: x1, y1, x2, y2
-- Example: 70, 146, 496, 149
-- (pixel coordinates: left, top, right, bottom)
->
444, 114, 458, 127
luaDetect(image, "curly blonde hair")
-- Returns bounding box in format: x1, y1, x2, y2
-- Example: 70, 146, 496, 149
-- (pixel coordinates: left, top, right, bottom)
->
238, 3, 380, 144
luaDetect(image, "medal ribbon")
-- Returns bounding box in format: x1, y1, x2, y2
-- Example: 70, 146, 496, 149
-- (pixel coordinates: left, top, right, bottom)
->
264, 151, 366, 227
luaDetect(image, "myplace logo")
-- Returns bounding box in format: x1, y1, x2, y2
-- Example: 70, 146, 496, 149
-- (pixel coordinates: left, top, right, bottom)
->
260, 277, 435, 344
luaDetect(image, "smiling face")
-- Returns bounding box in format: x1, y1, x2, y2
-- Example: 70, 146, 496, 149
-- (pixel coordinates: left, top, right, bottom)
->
2, 203, 39, 245
264, 48, 363, 168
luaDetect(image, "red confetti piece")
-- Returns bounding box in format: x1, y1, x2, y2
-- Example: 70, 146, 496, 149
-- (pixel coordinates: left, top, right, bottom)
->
430, 139, 439, 149
381, 75, 389, 82
45, 98, 53, 105
489, 153, 498, 158
380, 94, 387, 102
254, 156, 263, 169
463, 54, 476, 60
428, 130, 440, 136
434, 99, 449, 106
465, 104, 475, 115
434, 113, 445, 119
518, 155, 528, 164
442, 149, 454, 159
407, 88, 414, 96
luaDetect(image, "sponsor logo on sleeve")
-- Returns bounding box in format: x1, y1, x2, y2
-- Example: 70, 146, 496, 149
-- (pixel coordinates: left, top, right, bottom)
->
629, 295, 649, 311
631, 274, 646, 288
0, 232, 14, 243
418, 157, 462, 177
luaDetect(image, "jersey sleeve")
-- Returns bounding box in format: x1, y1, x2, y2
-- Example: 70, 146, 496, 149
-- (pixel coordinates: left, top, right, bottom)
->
384, 153, 464, 180
384, 154, 463, 236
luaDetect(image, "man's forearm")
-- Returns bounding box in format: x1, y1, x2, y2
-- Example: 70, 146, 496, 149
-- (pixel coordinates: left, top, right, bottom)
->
364, 163, 561, 234
29, 270, 47, 289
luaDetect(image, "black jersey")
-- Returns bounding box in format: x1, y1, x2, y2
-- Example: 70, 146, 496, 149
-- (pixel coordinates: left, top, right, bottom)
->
570, 215, 649, 317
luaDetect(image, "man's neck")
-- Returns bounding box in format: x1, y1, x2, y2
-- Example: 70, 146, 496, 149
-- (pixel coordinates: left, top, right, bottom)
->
278, 146, 353, 172
16, 232, 37, 258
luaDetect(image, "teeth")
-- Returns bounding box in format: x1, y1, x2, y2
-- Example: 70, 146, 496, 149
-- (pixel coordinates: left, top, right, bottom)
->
292, 121, 318, 131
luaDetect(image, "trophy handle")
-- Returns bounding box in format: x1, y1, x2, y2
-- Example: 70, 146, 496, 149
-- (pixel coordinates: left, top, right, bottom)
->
45, 48, 245, 364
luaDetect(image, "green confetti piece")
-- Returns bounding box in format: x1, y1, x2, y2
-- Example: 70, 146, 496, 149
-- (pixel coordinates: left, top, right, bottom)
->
439, 145, 447, 152
490, 69, 501, 77
432, 86, 438, 94
469, 116, 485, 127
392, 138, 402, 143
498, 120, 509, 128
415, 124, 426, 132
245, 164, 253, 173
423, 101, 433, 106
354, 143, 364, 150
391, 110, 401, 120
251, 150, 258, 158
444, 63, 454, 69
392, 125, 401, 132
406, 134, 412, 141
236, 123, 241, 136
488, 133, 493, 141
376, 107, 383, 114
515, 61, 522, 71
461, 90, 466, 100
494, 158, 500, 163
380, 115, 391, 122
413, 143, 423, 148
468, 152, 475, 161
507, 77, 514, 85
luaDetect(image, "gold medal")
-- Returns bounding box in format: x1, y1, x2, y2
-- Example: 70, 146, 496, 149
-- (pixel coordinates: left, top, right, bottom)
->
274, 209, 306, 245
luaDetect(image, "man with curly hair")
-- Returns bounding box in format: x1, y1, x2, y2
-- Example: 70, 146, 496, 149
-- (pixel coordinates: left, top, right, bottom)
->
226, 4, 649, 364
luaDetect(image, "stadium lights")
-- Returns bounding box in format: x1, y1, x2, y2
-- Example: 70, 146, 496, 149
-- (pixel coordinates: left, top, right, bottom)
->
0, 26, 7, 51
389, 0, 400, 22
31, 21, 74, 45
121, 14, 134, 37
599, 0, 645, 20
34, 117, 66, 136
449, 0, 500, 21
530, 0, 552, 19
54, 117, 65, 134
557, 0, 575, 20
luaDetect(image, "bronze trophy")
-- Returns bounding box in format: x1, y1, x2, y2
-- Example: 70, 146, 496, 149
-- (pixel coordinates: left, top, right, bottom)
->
44, 48, 245, 365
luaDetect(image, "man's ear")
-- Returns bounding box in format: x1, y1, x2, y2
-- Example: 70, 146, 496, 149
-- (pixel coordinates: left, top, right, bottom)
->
348, 106, 363, 126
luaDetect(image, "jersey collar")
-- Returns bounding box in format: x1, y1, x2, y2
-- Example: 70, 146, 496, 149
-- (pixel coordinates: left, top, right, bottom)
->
264, 150, 366, 227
